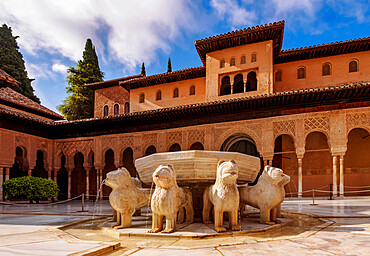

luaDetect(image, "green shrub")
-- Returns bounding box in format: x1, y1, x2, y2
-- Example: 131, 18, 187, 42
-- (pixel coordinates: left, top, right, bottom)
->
3, 176, 59, 202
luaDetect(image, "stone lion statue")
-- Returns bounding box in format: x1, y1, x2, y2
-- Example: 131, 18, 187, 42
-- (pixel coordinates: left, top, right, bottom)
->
105, 167, 151, 229
148, 165, 194, 233
239, 165, 290, 224
203, 160, 241, 232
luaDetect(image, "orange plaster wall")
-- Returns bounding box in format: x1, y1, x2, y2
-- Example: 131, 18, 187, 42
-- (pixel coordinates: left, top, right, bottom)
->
273, 51, 370, 92
205, 40, 273, 101
129, 77, 206, 112
94, 85, 129, 117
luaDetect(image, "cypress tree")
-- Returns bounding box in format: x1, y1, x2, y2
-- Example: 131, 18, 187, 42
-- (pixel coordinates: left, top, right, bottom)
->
0, 24, 40, 103
141, 62, 146, 76
58, 38, 103, 120
167, 58, 172, 73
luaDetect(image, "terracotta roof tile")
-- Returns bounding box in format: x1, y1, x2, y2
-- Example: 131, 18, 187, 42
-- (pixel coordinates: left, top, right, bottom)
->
0, 69, 19, 87
85, 74, 143, 90
121, 67, 206, 90
195, 21, 285, 64
276, 37, 370, 63
0, 87, 64, 120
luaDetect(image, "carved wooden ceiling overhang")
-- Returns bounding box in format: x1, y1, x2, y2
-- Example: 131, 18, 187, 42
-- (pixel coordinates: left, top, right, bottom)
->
120, 67, 206, 90
85, 74, 143, 90
276, 37, 370, 64
1, 81, 368, 139
195, 21, 285, 65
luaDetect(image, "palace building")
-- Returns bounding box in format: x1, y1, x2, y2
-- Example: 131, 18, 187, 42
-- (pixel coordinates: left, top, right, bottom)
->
0, 21, 369, 201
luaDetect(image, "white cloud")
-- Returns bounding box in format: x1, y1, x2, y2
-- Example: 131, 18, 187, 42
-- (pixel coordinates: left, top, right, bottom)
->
25, 63, 54, 80
52, 63, 68, 75
210, 0, 257, 28
0, 0, 200, 70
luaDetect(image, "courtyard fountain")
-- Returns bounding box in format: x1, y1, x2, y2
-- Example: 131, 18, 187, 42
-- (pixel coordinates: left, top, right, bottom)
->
59, 150, 330, 255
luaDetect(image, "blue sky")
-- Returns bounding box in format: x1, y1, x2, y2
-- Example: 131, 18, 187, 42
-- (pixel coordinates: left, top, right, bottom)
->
0, 0, 369, 113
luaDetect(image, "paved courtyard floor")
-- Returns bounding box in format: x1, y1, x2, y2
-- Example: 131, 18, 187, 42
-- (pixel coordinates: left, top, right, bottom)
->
0, 197, 369, 255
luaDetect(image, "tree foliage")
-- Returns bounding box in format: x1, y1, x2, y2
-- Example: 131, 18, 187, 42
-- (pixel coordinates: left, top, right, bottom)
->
58, 39, 103, 120
167, 58, 172, 73
0, 24, 40, 103
3, 176, 59, 203
141, 62, 146, 76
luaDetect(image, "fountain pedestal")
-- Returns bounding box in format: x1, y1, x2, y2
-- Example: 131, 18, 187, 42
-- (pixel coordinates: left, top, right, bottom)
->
135, 150, 261, 220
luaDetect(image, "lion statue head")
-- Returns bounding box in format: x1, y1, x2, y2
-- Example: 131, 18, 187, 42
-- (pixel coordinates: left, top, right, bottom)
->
260, 166, 288, 185
153, 165, 177, 189
216, 160, 239, 185
105, 167, 134, 190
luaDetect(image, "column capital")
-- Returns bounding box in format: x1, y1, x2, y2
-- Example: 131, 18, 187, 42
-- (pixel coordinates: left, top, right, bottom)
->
296, 148, 305, 158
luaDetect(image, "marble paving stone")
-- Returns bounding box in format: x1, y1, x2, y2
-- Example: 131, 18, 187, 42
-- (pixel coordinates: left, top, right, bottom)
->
129, 247, 222, 256
218, 240, 335, 256
0, 239, 100, 256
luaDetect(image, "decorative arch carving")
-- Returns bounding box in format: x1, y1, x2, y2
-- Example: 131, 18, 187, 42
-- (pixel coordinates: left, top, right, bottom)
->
187, 129, 205, 148
215, 126, 262, 153
273, 120, 296, 143
166, 131, 183, 150
346, 112, 370, 136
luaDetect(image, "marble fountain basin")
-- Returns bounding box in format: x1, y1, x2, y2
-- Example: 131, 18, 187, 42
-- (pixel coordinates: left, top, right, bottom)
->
135, 150, 261, 185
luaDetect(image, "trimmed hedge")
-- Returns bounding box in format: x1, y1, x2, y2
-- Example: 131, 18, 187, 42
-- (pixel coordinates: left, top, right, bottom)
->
3, 176, 59, 202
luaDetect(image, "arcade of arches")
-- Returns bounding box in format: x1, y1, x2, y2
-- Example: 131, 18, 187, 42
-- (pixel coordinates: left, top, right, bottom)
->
1, 108, 369, 200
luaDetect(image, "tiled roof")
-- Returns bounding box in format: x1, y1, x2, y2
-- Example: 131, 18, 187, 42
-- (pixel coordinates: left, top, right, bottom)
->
85, 74, 144, 90
1, 81, 368, 139
276, 37, 370, 63
0, 69, 19, 87
120, 67, 206, 90
0, 87, 64, 120
195, 21, 285, 65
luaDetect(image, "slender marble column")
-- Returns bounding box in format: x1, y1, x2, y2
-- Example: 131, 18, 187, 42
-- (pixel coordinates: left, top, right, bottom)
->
0, 167, 4, 200
298, 157, 303, 198
28, 169, 32, 176
339, 155, 344, 198
86, 169, 90, 200
96, 169, 100, 200
332, 155, 338, 197
53, 170, 58, 183
4, 167, 10, 181
67, 170, 72, 199
230, 82, 234, 94
99, 170, 103, 200
243, 81, 247, 93
48, 169, 52, 180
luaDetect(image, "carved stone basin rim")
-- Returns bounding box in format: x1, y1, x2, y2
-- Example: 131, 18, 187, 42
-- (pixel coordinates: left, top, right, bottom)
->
135, 150, 261, 185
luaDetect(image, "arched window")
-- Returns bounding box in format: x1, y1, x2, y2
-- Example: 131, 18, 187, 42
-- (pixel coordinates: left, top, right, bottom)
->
169, 143, 181, 152
113, 103, 119, 115
173, 88, 179, 98
139, 93, 145, 103
220, 59, 225, 68
233, 74, 244, 94
156, 90, 162, 101
297, 67, 306, 79
240, 55, 246, 64
190, 142, 204, 150
230, 57, 235, 66
189, 85, 195, 95
103, 105, 109, 117
220, 76, 231, 96
322, 63, 331, 76
349, 59, 359, 73
251, 53, 257, 62
246, 71, 257, 91
275, 70, 282, 82
145, 145, 157, 156
124, 102, 130, 114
